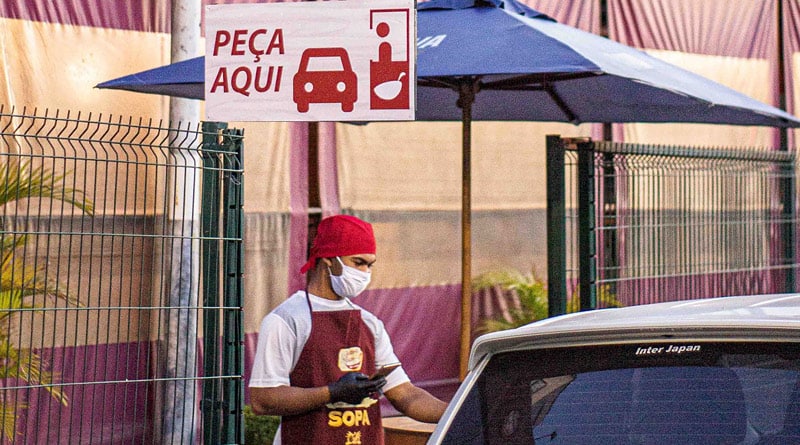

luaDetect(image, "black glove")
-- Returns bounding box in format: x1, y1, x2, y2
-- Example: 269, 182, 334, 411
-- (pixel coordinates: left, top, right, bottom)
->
328, 372, 387, 405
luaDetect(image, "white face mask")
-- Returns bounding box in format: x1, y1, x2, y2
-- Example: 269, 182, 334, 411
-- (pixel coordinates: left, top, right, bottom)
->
329, 256, 371, 299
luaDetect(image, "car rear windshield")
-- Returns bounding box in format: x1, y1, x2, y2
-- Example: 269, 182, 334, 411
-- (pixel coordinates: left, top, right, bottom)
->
441, 341, 800, 445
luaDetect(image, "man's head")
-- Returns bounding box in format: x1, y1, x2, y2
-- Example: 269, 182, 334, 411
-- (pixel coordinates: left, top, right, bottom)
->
300, 215, 376, 274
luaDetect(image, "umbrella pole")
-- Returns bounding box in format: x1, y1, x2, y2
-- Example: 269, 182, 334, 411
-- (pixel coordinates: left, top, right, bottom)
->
457, 79, 477, 380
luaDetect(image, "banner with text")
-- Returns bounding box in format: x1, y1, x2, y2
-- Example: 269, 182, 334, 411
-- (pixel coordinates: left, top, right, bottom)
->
205, 1, 415, 122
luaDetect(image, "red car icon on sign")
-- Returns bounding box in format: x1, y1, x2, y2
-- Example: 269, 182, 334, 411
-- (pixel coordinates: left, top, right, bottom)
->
293, 48, 358, 113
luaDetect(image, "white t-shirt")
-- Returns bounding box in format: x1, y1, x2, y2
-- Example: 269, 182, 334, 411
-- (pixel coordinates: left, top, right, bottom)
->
250, 291, 410, 444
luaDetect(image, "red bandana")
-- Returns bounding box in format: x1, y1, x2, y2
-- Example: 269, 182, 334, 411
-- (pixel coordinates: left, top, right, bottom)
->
300, 215, 376, 274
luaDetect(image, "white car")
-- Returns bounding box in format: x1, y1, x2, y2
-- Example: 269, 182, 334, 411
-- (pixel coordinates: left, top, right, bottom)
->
428, 294, 800, 444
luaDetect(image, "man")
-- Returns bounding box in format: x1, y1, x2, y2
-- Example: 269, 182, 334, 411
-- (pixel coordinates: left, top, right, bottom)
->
250, 214, 447, 444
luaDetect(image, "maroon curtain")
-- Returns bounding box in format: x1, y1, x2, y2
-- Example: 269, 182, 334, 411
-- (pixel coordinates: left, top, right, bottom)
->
526, 0, 601, 33
608, 0, 774, 58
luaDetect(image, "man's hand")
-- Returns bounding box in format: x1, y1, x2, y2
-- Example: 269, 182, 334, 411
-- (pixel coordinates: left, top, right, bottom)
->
328, 372, 387, 404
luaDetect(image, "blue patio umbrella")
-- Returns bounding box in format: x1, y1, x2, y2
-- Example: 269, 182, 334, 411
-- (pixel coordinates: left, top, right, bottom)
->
96, 0, 800, 127
96, 0, 800, 378
415, 0, 798, 126
97, 56, 205, 100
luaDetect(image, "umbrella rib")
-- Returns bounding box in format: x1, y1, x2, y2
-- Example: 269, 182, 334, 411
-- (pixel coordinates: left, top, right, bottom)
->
543, 82, 579, 124
480, 72, 600, 90
418, 76, 479, 91
419, 73, 582, 124
481, 72, 591, 123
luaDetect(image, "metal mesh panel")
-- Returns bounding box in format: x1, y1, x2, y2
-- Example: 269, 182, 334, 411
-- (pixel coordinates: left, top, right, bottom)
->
0, 107, 242, 444
561, 139, 797, 307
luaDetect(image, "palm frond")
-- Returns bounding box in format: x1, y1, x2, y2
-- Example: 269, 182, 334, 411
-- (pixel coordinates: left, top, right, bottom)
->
0, 237, 78, 307
566, 284, 625, 313
0, 337, 67, 404
13, 349, 67, 406
0, 160, 94, 216
0, 158, 88, 436
475, 268, 624, 334
474, 268, 550, 334
472, 269, 529, 290
0, 289, 34, 322
0, 398, 24, 442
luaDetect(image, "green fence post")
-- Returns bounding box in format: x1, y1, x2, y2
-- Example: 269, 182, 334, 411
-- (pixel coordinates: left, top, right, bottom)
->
546, 135, 568, 317
577, 140, 597, 311
201, 121, 227, 445
222, 128, 245, 445
781, 159, 796, 292
776, 0, 796, 292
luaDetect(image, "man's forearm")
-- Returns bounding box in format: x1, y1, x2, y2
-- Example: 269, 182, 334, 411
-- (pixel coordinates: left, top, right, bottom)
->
250, 385, 331, 416
386, 383, 448, 423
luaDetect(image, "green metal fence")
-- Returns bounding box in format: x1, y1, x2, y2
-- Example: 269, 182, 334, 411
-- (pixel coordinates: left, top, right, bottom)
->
547, 135, 798, 316
0, 107, 243, 444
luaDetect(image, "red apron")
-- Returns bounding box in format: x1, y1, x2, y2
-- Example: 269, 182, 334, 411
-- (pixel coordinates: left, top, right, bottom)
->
281, 294, 383, 445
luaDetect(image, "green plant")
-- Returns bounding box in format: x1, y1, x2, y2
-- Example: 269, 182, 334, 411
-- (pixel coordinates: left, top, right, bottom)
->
473, 268, 624, 334
244, 405, 280, 445
566, 283, 624, 314
0, 159, 93, 441
473, 269, 549, 334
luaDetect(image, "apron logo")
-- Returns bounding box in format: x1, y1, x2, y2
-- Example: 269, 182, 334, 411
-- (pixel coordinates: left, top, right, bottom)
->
345, 430, 362, 445
338, 347, 364, 372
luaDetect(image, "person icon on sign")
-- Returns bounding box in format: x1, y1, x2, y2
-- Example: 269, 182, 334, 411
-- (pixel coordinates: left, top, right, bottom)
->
369, 21, 409, 110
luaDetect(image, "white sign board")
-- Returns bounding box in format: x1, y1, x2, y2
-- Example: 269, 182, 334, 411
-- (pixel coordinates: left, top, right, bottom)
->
205, 0, 415, 122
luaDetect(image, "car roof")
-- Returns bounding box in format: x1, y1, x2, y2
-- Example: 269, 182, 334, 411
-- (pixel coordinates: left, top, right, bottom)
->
469, 293, 800, 370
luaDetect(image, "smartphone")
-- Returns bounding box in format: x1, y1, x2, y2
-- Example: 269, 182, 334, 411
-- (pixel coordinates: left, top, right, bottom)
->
370, 363, 401, 380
